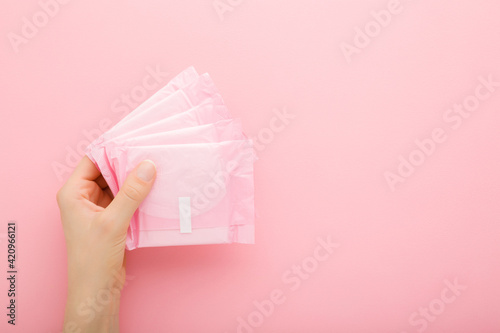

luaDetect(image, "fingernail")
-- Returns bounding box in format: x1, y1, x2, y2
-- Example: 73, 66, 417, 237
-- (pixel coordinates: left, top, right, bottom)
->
137, 160, 156, 182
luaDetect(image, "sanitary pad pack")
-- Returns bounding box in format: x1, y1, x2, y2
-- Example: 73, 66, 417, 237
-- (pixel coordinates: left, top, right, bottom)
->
86, 67, 256, 250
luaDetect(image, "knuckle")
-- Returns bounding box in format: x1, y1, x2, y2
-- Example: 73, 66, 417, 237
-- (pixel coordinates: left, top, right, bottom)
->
122, 182, 143, 202
56, 186, 66, 206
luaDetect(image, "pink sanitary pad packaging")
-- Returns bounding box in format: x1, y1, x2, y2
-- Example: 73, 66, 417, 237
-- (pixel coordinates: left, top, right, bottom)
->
86, 67, 256, 250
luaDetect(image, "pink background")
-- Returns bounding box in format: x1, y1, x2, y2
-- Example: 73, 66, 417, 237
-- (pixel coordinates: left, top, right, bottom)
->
1, 0, 500, 332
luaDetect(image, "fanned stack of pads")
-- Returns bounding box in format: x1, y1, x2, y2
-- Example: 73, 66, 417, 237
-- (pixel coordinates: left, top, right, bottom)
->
86, 66, 256, 250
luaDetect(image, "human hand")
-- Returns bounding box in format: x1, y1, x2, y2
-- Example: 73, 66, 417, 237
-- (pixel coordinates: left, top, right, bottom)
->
57, 156, 156, 332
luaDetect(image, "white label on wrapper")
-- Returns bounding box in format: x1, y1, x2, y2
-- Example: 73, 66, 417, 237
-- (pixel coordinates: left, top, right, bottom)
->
179, 197, 192, 233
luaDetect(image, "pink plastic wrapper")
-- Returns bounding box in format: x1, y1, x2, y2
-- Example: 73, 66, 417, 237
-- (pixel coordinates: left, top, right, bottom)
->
89, 100, 234, 196
86, 67, 256, 250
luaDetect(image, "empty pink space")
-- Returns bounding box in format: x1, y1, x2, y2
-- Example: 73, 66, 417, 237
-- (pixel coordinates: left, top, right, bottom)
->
1, 0, 499, 332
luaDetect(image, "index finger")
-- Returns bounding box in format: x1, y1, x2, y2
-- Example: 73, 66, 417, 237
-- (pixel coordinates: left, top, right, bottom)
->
68, 156, 102, 183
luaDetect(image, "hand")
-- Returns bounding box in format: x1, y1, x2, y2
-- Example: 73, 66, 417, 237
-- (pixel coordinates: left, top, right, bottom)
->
57, 156, 156, 333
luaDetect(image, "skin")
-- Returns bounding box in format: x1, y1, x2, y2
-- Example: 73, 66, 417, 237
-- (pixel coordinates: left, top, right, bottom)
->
57, 156, 156, 333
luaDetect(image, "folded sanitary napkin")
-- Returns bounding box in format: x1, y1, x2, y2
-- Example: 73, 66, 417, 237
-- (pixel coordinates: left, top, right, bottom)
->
86, 67, 255, 250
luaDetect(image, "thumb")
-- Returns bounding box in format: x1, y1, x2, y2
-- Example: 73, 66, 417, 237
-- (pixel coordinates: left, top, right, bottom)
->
104, 160, 157, 227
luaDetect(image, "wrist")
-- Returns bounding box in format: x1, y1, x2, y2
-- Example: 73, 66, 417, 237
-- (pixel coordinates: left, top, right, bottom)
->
64, 265, 125, 333
64, 280, 121, 333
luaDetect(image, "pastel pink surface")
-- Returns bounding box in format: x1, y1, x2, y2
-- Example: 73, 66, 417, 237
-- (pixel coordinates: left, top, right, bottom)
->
1, 1, 500, 333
